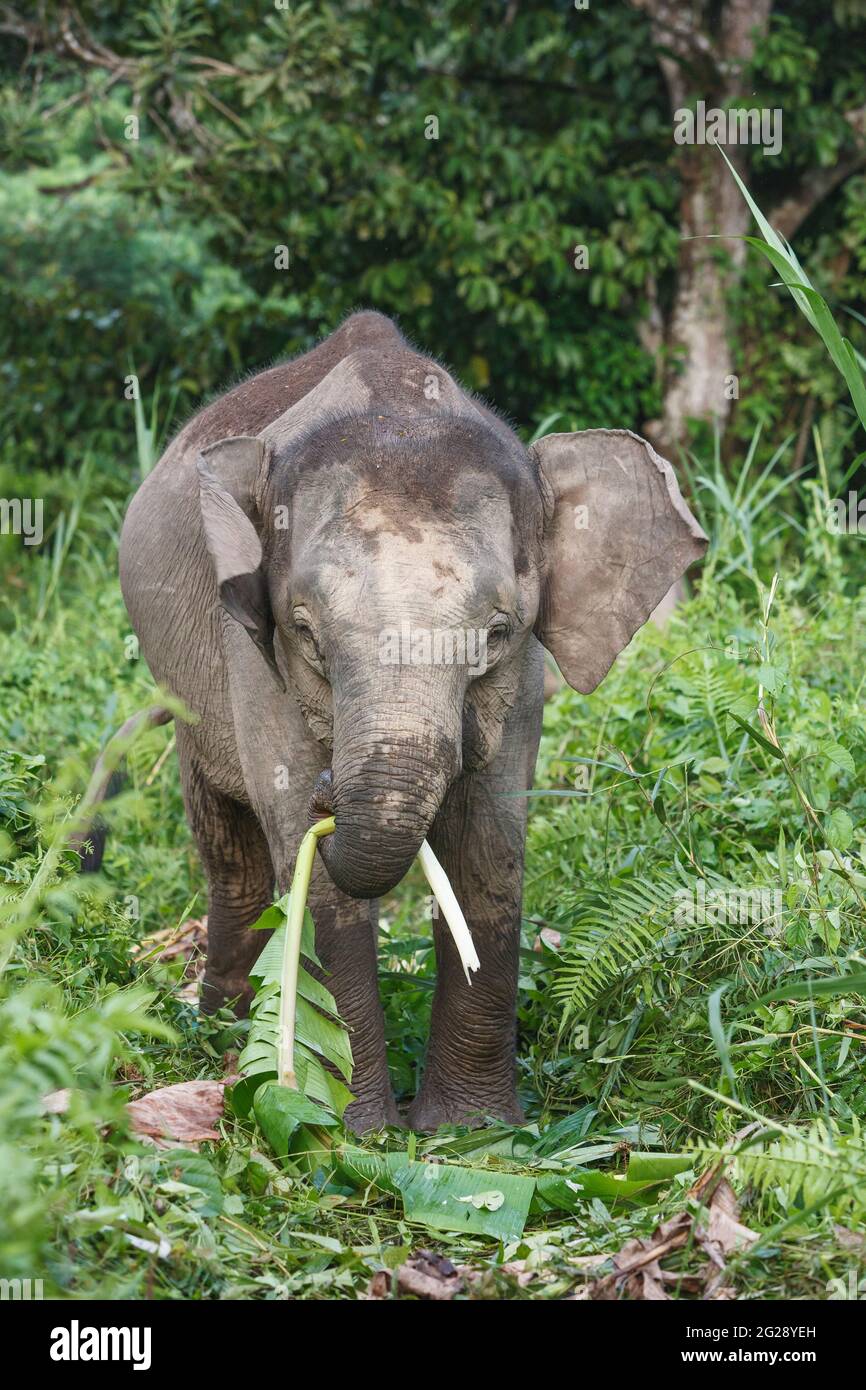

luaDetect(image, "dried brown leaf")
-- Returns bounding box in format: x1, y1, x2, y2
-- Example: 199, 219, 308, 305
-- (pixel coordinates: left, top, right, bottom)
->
592, 1216, 691, 1301
698, 1177, 758, 1263
127, 1079, 225, 1143
365, 1270, 391, 1299
834, 1224, 866, 1251
133, 916, 208, 964
591, 1163, 758, 1301
396, 1250, 463, 1300
366, 1250, 463, 1301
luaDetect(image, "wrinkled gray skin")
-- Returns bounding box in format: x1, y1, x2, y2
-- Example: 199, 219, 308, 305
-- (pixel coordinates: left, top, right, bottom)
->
120, 311, 706, 1133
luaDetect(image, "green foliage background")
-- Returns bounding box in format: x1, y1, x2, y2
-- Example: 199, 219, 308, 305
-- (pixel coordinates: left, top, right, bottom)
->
2, 0, 866, 462
2, 0, 866, 1301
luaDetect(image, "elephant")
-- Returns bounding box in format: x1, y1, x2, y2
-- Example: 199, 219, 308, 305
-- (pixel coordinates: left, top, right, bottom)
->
119, 310, 706, 1133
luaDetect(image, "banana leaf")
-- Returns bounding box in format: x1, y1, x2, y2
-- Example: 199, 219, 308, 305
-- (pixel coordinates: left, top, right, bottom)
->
533, 1169, 659, 1212
393, 1161, 535, 1240
254, 1084, 338, 1159
230, 909, 354, 1120
626, 1151, 695, 1182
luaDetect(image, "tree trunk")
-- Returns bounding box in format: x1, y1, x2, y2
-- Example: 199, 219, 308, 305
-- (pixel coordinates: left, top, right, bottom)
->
657, 147, 751, 451
632, 0, 773, 455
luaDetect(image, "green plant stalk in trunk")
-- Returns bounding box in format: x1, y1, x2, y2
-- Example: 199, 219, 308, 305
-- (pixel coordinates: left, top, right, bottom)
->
277, 815, 335, 1088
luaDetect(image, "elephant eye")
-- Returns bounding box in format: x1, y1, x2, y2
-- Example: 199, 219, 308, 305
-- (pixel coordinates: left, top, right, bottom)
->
486, 617, 512, 654
292, 609, 322, 662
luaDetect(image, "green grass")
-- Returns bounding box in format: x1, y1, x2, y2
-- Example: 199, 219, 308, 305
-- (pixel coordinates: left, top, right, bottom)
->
1, 438, 866, 1300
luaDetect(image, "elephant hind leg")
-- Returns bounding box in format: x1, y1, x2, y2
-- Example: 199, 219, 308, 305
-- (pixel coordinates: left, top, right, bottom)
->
178, 742, 275, 1016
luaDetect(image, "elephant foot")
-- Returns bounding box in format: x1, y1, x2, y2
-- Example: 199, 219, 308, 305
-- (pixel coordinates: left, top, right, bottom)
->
344, 1093, 403, 1136
406, 1088, 525, 1133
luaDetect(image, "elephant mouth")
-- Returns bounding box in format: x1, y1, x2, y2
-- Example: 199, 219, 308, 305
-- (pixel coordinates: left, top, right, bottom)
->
308, 698, 459, 898
309, 767, 335, 821
307, 761, 439, 899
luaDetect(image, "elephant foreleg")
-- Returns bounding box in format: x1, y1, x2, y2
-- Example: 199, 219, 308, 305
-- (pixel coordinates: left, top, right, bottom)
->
406, 767, 530, 1131
306, 863, 399, 1134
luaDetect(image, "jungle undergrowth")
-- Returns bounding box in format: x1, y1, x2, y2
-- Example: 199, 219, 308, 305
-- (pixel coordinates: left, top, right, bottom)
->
1, 426, 866, 1299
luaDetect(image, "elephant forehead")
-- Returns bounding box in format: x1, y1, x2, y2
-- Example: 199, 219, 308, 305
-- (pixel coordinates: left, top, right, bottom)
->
270, 409, 538, 508
325, 527, 475, 587
296, 525, 517, 630
325, 539, 508, 614
295, 462, 518, 541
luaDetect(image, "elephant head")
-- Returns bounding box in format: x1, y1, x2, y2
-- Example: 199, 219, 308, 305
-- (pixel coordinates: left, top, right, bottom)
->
196, 349, 706, 900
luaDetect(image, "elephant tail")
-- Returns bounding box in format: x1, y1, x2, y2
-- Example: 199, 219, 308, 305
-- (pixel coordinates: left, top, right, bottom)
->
71, 705, 174, 872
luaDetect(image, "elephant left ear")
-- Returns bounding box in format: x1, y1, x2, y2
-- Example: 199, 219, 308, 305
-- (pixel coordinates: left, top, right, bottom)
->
531, 429, 707, 694
197, 435, 283, 685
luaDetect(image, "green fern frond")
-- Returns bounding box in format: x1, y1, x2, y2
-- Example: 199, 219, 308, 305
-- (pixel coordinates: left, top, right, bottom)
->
697, 1118, 866, 1216
551, 871, 697, 1018
668, 657, 751, 727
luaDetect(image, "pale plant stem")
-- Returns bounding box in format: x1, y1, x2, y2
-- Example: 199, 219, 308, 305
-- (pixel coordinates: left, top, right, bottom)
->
417, 839, 481, 984
0, 704, 170, 980
145, 733, 176, 786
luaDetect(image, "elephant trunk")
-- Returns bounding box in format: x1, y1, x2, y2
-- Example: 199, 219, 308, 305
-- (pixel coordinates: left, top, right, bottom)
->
313, 690, 460, 900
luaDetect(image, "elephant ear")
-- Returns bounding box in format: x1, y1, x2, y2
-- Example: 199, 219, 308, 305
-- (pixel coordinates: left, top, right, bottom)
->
531, 429, 707, 694
197, 435, 283, 685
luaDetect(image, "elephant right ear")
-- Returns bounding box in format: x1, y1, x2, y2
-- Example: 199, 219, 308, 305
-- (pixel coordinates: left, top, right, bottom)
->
531, 430, 707, 694
197, 436, 283, 685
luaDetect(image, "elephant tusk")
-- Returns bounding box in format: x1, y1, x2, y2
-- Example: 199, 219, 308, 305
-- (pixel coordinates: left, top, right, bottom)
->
417, 839, 481, 986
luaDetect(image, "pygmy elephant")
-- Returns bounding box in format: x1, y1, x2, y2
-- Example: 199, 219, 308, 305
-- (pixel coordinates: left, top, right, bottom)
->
119, 311, 706, 1132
